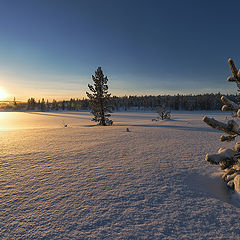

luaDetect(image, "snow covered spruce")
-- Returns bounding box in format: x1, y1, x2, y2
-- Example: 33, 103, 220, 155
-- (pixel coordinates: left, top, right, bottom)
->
203, 58, 240, 194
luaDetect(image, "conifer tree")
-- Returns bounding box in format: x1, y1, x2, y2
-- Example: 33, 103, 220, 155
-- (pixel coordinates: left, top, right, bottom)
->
40, 98, 46, 111
86, 67, 112, 126
203, 58, 240, 194
62, 100, 66, 111
52, 99, 58, 110
46, 100, 50, 111
13, 97, 17, 110
37, 100, 41, 110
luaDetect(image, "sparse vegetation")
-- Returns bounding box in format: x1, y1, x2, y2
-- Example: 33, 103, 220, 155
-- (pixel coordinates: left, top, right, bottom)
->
155, 104, 171, 120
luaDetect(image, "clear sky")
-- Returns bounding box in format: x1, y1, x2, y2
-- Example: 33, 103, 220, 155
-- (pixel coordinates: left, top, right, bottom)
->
0, 0, 240, 101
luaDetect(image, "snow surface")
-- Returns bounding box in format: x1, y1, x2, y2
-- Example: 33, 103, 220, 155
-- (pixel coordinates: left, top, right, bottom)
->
1, 111, 240, 239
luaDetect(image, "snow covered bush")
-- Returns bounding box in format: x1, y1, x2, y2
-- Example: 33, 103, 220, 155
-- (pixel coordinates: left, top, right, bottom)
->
86, 67, 112, 126
203, 58, 240, 194
155, 104, 171, 120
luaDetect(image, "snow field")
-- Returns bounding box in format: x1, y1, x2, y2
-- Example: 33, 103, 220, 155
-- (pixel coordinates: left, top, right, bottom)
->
0, 111, 240, 239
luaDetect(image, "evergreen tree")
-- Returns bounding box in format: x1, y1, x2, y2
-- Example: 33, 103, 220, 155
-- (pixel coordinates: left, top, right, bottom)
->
27, 98, 31, 110
52, 99, 58, 110
203, 58, 240, 194
46, 100, 50, 111
61, 100, 66, 110
86, 67, 112, 126
37, 100, 41, 110
40, 98, 46, 111
27, 98, 36, 110
13, 97, 17, 110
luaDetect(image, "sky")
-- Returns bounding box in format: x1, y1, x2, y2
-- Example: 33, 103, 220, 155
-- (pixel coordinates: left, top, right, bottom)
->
0, 0, 240, 101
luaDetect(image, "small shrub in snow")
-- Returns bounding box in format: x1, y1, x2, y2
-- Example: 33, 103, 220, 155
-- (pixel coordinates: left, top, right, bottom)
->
203, 58, 240, 194
155, 104, 171, 120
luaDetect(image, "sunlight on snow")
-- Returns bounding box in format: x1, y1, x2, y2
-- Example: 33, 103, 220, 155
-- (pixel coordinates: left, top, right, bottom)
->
0, 112, 91, 130
0, 111, 240, 239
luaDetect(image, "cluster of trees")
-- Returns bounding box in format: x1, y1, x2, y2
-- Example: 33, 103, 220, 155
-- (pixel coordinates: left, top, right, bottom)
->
0, 93, 238, 112
111, 93, 231, 111
25, 98, 89, 111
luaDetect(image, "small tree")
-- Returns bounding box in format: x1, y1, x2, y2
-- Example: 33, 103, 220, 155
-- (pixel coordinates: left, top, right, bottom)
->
40, 98, 46, 111
155, 104, 171, 120
86, 67, 112, 126
13, 97, 17, 110
203, 58, 240, 193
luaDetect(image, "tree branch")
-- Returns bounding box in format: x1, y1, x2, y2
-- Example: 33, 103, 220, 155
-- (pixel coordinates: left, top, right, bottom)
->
221, 96, 239, 112
203, 116, 240, 135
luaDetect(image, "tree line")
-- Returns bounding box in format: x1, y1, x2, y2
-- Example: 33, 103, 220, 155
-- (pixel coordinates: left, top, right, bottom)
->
1, 93, 238, 112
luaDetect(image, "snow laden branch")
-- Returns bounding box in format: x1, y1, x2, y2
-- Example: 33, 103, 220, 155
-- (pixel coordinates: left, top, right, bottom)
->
227, 58, 240, 91
221, 96, 240, 112
202, 117, 240, 135
205, 147, 240, 169
203, 58, 240, 194
203, 93, 240, 142
227, 59, 240, 82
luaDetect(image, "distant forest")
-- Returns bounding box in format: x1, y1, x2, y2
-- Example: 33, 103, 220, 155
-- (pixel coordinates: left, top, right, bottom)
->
0, 93, 238, 112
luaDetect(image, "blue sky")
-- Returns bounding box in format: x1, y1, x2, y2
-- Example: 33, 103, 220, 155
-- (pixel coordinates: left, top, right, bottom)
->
0, 0, 240, 100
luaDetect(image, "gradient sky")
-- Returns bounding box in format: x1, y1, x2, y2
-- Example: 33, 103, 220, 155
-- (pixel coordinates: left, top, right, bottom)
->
0, 0, 240, 101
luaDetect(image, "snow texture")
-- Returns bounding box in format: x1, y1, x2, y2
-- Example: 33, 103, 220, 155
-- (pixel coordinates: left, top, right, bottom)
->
1, 111, 240, 239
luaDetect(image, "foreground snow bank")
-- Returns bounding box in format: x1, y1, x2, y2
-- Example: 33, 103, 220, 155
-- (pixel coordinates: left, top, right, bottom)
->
0, 111, 240, 239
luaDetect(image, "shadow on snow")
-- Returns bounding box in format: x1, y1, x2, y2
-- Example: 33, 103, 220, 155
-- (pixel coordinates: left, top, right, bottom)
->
114, 124, 219, 133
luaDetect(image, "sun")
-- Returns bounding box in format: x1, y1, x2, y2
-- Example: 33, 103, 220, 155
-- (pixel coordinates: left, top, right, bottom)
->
0, 87, 9, 100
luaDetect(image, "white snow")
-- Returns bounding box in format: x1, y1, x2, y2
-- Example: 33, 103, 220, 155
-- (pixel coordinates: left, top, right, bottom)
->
1, 111, 240, 239
206, 148, 238, 165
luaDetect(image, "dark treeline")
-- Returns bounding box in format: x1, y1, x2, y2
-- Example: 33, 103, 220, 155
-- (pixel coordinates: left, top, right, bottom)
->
1, 93, 238, 111
111, 93, 232, 111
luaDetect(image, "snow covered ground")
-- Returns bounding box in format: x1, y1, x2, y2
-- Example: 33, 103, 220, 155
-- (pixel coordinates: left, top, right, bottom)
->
1, 111, 240, 239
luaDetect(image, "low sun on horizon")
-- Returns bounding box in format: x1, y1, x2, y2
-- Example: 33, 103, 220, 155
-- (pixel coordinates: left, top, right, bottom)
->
0, 87, 9, 101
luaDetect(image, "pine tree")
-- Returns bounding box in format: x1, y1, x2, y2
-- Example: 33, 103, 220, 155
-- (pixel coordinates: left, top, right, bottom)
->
61, 100, 66, 111
27, 98, 36, 110
86, 67, 112, 126
46, 100, 50, 111
40, 98, 46, 111
13, 97, 17, 110
52, 99, 58, 110
203, 58, 240, 194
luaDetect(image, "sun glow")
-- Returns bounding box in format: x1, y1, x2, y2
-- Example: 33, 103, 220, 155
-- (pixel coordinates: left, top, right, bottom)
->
0, 87, 9, 100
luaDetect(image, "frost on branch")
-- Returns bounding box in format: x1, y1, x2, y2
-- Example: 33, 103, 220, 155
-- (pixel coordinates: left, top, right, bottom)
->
221, 96, 240, 112
220, 135, 236, 142
203, 116, 240, 135
205, 148, 239, 169
155, 104, 171, 120
203, 58, 240, 194
227, 58, 240, 86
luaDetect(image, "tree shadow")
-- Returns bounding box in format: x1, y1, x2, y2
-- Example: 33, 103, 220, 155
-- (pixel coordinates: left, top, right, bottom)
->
24, 112, 219, 132
184, 172, 240, 208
